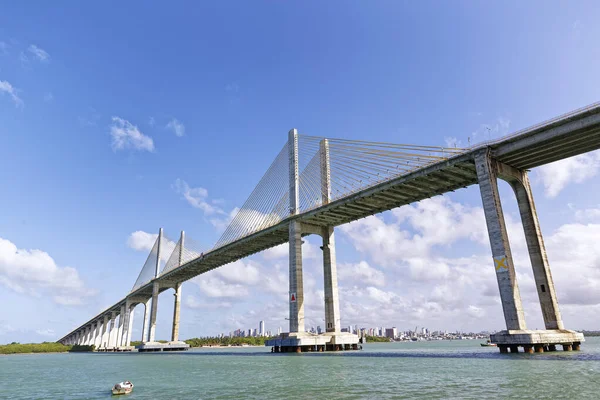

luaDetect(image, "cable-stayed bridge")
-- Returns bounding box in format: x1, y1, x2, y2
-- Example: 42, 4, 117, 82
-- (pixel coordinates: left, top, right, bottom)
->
59, 103, 600, 353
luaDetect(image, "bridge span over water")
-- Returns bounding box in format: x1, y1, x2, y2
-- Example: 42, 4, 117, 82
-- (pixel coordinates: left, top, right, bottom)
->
59, 103, 600, 353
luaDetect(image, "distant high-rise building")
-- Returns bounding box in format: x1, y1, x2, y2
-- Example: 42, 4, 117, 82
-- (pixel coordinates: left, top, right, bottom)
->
385, 327, 398, 339
259, 320, 265, 336
277, 327, 282, 335
317, 326, 322, 334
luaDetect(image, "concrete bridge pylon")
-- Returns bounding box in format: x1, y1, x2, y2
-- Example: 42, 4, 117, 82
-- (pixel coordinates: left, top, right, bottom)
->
475, 149, 583, 352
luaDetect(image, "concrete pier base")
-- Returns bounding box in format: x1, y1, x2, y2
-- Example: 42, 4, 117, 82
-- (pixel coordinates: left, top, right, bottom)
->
491, 329, 584, 353
97, 346, 135, 352
265, 332, 360, 353
136, 341, 190, 352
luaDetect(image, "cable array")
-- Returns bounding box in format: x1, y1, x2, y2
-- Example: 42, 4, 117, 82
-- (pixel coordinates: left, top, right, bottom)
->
160, 235, 205, 276
214, 143, 291, 248
131, 232, 176, 292
298, 135, 463, 211
131, 238, 159, 293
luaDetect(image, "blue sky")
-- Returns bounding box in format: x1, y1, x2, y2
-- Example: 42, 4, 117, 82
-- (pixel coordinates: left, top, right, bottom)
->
2, 1, 600, 343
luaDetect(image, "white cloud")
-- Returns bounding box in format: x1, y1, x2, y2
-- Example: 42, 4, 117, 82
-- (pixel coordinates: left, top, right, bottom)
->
127, 231, 158, 251
0, 80, 23, 107
338, 261, 385, 287
544, 223, 600, 306
35, 328, 55, 337
574, 207, 600, 221
262, 241, 319, 260
194, 276, 249, 298
217, 260, 260, 285
340, 196, 488, 267
184, 295, 232, 309
365, 286, 396, 304
27, 44, 50, 62
537, 151, 600, 197
173, 178, 225, 216
166, 118, 185, 137
110, 117, 155, 152
262, 263, 289, 296
466, 305, 485, 318
0, 237, 95, 305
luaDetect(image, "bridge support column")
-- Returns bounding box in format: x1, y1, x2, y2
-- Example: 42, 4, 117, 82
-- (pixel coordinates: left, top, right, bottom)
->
141, 298, 151, 342
120, 300, 133, 347
289, 221, 305, 333
92, 321, 101, 348
475, 150, 584, 352
86, 323, 93, 346
474, 150, 527, 331
101, 315, 109, 349
171, 282, 182, 342
108, 311, 117, 348
87, 322, 94, 346
496, 163, 564, 330
116, 305, 125, 346
148, 282, 160, 342
322, 226, 340, 333
93, 320, 101, 348
288, 129, 304, 333
126, 306, 135, 346
319, 138, 341, 333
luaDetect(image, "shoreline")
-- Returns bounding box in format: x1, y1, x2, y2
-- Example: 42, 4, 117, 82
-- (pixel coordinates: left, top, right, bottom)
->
0, 351, 71, 356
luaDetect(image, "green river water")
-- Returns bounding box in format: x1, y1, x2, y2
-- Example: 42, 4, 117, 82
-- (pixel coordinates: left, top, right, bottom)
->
2, 338, 600, 399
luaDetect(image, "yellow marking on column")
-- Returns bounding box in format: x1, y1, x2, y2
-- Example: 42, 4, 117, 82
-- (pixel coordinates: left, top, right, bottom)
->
494, 256, 508, 272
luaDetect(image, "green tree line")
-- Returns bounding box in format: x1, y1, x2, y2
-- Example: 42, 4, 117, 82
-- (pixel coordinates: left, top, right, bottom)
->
0, 342, 95, 355
364, 336, 392, 342
185, 336, 272, 347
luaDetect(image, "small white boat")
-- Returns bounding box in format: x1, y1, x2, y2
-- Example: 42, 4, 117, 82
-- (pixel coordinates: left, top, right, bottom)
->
112, 381, 134, 395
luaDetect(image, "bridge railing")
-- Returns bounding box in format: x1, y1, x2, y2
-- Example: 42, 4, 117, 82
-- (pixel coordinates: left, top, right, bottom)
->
468, 101, 600, 150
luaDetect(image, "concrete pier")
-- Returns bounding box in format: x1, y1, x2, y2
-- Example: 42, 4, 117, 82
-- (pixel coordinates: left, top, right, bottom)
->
475, 150, 527, 331
266, 132, 359, 353
171, 282, 182, 342
288, 129, 305, 334
491, 330, 583, 353
475, 150, 584, 352
265, 332, 360, 353
141, 298, 151, 342
108, 311, 118, 348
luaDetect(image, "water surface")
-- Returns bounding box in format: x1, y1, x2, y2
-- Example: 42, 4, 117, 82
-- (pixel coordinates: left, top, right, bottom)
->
2, 338, 600, 399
